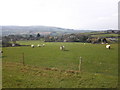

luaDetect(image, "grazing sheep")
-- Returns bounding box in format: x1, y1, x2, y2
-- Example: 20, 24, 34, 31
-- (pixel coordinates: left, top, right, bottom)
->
60, 46, 65, 51
0, 51, 3, 53
63, 46, 65, 50
40, 44, 45, 47
37, 44, 45, 47
106, 45, 110, 49
12, 44, 15, 47
60, 46, 63, 50
42, 44, 45, 47
37, 44, 40, 47
31, 44, 34, 48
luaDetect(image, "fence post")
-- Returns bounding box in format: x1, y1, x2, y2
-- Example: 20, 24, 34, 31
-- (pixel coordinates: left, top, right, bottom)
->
79, 57, 82, 72
22, 53, 25, 65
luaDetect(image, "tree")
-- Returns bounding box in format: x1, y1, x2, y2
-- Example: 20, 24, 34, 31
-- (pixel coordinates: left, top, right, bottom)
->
97, 38, 102, 43
102, 38, 108, 43
36, 33, 41, 40
2, 36, 11, 47
37, 33, 40, 38
29, 35, 33, 38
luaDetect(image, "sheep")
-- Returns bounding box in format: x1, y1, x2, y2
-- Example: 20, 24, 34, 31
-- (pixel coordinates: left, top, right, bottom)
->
40, 44, 45, 47
37, 44, 40, 47
60, 46, 63, 50
0, 50, 3, 53
37, 44, 45, 47
42, 44, 45, 47
12, 44, 15, 47
31, 44, 34, 48
60, 46, 65, 51
106, 45, 110, 49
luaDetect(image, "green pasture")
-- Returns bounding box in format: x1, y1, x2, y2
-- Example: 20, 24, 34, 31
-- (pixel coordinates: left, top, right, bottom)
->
91, 34, 118, 38
2, 41, 118, 88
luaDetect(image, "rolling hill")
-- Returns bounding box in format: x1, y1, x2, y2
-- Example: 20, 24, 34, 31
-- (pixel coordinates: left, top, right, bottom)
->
1, 26, 93, 36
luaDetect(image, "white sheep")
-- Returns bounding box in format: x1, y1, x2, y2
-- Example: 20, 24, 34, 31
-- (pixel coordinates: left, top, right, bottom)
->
60, 46, 62, 50
42, 44, 45, 47
0, 50, 3, 53
106, 45, 110, 49
37, 44, 40, 47
12, 44, 15, 47
37, 44, 45, 47
60, 46, 65, 51
31, 44, 34, 48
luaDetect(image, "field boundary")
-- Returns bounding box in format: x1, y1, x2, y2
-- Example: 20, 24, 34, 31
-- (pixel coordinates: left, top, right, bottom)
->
3, 62, 81, 74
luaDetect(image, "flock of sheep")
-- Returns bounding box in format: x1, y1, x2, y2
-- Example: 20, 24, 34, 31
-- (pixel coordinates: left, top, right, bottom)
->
31, 44, 45, 48
0, 43, 111, 54
60, 46, 65, 51
60, 44, 111, 50
30, 43, 111, 50
31, 43, 66, 51
0, 44, 111, 56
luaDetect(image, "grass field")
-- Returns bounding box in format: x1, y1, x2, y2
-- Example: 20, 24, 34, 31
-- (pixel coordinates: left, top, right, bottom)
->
91, 34, 118, 38
2, 41, 118, 88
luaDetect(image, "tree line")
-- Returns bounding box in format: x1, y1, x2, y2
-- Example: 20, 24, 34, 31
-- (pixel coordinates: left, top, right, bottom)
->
2, 32, 118, 47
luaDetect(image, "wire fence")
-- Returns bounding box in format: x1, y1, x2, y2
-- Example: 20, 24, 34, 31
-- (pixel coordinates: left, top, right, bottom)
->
2, 52, 82, 71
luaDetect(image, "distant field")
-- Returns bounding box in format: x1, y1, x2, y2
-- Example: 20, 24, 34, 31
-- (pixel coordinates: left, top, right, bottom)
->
91, 34, 118, 37
2, 41, 118, 88
79, 32, 118, 38
81, 31, 105, 35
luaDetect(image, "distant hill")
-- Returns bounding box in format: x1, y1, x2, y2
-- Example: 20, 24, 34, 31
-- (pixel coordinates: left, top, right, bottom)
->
1, 26, 93, 36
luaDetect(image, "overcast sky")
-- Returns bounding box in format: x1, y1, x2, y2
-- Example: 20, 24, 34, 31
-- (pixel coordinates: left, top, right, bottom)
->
0, 0, 119, 30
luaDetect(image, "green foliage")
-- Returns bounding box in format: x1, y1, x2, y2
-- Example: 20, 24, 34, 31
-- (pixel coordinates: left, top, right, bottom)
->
102, 38, 108, 43
37, 33, 40, 38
